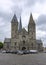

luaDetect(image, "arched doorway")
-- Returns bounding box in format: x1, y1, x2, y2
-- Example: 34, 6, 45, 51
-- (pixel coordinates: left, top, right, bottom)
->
22, 47, 26, 50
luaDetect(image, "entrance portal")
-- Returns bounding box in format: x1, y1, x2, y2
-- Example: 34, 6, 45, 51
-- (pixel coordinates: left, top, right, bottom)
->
22, 47, 26, 50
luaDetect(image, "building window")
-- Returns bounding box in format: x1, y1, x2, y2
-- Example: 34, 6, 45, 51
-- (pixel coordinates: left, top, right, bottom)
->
38, 44, 40, 49
7, 43, 9, 48
23, 40, 25, 45
31, 43, 33, 49
15, 42, 16, 45
22, 35, 26, 38
28, 46, 29, 50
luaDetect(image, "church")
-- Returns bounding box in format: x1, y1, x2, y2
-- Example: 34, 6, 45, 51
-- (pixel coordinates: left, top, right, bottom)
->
4, 13, 43, 52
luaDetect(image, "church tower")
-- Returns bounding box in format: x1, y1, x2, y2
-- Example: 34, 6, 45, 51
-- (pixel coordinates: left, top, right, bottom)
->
28, 13, 36, 39
28, 14, 36, 50
11, 14, 18, 38
11, 14, 18, 50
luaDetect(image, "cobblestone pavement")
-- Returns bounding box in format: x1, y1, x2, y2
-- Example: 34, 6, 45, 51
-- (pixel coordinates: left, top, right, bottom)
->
0, 53, 46, 65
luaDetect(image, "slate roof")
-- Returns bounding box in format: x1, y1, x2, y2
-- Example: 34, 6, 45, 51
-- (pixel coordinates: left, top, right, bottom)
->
4, 38, 11, 43
29, 13, 35, 24
11, 14, 18, 23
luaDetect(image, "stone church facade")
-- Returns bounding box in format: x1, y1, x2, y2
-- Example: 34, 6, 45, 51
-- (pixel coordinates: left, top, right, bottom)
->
4, 13, 43, 52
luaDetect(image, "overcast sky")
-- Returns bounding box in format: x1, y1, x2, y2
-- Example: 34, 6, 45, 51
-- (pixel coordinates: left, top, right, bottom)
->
0, 0, 46, 47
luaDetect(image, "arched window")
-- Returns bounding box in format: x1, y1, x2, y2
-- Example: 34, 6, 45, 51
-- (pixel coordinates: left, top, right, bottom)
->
22, 35, 26, 38
22, 47, 26, 50
23, 40, 25, 45
15, 42, 16, 45
31, 43, 33, 49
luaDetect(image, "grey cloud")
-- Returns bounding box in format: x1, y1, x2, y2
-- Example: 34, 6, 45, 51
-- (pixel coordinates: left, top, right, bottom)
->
0, 11, 12, 22
36, 14, 46, 31
0, 22, 11, 42
0, 1, 22, 42
25, 0, 46, 7
26, 0, 37, 6
11, 6, 22, 19
36, 14, 46, 47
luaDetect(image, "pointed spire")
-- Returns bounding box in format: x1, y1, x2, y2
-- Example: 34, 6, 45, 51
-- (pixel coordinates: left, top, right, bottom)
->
29, 13, 34, 24
11, 14, 18, 22
19, 16, 22, 32
29, 13, 33, 22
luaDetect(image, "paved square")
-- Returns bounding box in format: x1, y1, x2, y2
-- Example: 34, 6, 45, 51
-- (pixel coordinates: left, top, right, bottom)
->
0, 53, 46, 65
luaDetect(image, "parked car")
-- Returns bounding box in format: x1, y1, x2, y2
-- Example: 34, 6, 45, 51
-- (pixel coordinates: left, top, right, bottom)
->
2, 50, 6, 53
17, 50, 23, 55
26, 50, 30, 54
29, 50, 38, 54
6, 50, 11, 53
23, 50, 30, 54
10, 50, 18, 54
